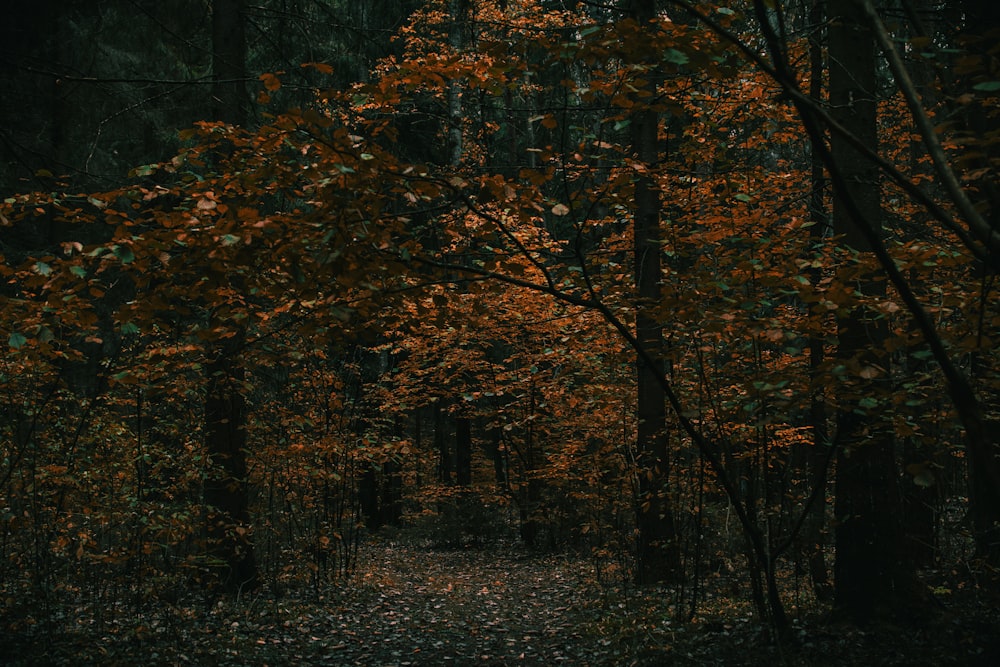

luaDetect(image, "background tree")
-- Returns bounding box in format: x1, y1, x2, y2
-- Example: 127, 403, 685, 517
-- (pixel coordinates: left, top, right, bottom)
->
825, 0, 923, 623
628, 0, 683, 586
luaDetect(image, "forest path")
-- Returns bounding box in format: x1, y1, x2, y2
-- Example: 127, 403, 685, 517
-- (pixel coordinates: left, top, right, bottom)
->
290, 541, 628, 666
5, 538, 990, 665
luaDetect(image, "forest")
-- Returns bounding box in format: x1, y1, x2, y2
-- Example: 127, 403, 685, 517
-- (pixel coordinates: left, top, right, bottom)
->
1, 0, 998, 664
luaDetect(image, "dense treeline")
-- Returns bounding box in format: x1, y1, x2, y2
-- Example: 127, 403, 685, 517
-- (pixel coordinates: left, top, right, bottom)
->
2, 0, 999, 661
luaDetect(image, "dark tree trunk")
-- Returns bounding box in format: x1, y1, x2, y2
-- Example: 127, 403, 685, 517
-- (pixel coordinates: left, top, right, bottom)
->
382, 459, 404, 526
211, 0, 247, 126
490, 424, 507, 487
359, 465, 381, 530
435, 401, 452, 484
629, 0, 681, 586
203, 348, 257, 593
803, 0, 833, 603
519, 479, 541, 548
953, 0, 1000, 568
455, 416, 472, 486
828, 0, 923, 623
202, 0, 255, 594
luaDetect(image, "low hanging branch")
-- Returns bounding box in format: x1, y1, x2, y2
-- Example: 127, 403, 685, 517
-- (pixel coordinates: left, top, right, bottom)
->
859, 0, 1000, 257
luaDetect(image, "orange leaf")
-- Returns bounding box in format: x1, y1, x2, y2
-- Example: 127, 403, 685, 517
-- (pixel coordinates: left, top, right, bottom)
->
301, 62, 334, 74
260, 72, 282, 92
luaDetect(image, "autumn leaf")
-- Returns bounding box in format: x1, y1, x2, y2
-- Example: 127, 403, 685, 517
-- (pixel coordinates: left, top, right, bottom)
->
260, 72, 282, 91
301, 62, 335, 74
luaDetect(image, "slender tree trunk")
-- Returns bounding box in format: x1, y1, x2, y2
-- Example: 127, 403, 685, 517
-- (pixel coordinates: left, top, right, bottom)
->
204, 345, 257, 593
490, 423, 507, 488
435, 401, 452, 484
629, 0, 681, 586
203, 0, 256, 594
455, 416, 472, 486
358, 464, 381, 530
954, 0, 1000, 567
382, 458, 403, 526
447, 0, 467, 166
802, 0, 833, 602
828, 0, 922, 623
211, 0, 247, 127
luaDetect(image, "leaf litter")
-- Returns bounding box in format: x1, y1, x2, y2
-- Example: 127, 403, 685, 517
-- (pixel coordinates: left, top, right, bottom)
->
3, 538, 998, 665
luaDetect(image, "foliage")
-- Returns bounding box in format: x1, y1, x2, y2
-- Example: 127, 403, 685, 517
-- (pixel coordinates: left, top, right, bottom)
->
1, 0, 999, 656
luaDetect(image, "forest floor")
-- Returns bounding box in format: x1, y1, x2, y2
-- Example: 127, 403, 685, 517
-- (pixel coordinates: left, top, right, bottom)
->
3, 536, 999, 666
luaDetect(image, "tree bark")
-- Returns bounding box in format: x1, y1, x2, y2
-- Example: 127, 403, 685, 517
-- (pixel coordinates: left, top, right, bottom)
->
953, 0, 1000, 568
629, 0, 682, 586
802, 0, 833, 601
447, 0, 468, 167
435, 400, 452, 484
211, 0, 247, 126
203, 0, 256, 594
828, 0, 922, 623
204, 346, 257, 593
456, 415, 472, 486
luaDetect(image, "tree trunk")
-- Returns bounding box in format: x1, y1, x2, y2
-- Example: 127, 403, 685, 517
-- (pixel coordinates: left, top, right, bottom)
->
489, 423, 508, 488
828, 0, 922, 623
447, 0, 467, 166
202, 0, 256, 594
211, 0, 247, 126
359, 464, 381, 530
455, 415, 472, 486
954, 0, 1000, 568
629, 0, 681, 586
803, 0, 833, 602
204, 347, 257, 593
382, 458, 404, 526
435, 401, 452, 484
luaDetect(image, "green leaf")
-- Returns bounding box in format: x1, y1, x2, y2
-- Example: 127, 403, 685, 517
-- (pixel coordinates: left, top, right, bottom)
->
663, 49, 689, 66
34, 261, 52, 276
906, 463, 936, 488
734, 193, 752, 202
973, 81, 1000, 92
120, 321, 141, 336
129, 164, 157, 177
70, 265, 87, 279
113, 245, 135, 264
8, 332, 27, 349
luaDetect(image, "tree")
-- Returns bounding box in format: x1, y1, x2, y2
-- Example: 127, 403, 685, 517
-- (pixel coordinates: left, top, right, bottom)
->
825, 0, 923, 623
200, 0, 258, 594
628, 0, 682, 585
212, 0, 248, 126
948, 0, 1000, 566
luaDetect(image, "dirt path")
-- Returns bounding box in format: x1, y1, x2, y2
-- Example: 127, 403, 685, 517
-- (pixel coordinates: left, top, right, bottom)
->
5, 539, 993, 666
298, 542, 618, 666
